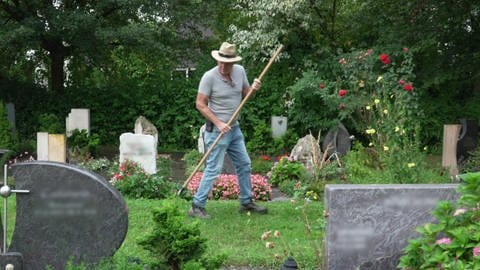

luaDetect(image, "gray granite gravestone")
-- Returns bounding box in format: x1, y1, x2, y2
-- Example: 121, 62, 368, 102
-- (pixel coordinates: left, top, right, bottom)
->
6, 161, 128, 270
324, 184, 459, 270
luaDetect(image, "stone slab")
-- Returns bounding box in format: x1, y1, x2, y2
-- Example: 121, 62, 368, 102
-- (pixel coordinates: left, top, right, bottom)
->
36, 132, 49, 161
48, 134, 66, 163
271, 116, 287, 138
10, 161, 128, 270
324, 184, 459, 270
66, 108, 90, 137
119, 133, 156, 174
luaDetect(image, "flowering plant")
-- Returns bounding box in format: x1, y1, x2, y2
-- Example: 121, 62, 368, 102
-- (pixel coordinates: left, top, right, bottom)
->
187, 172, 271, 201
398, 171, 480, 269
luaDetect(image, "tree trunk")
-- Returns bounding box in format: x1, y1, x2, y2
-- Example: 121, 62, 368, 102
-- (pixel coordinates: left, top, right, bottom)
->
49, 51, 65, 95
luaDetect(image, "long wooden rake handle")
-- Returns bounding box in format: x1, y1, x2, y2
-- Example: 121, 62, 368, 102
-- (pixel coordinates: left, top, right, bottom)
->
177, 45, 284, 196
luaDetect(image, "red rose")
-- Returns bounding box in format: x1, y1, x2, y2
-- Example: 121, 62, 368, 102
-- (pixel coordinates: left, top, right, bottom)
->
398, 79, 405, 85
338, 89, 347, 97
379, 53, 391, 65
261, 155, 270, 161
404, 84, 413, 91
319, 83, 325, 89
339, 103, 345, 110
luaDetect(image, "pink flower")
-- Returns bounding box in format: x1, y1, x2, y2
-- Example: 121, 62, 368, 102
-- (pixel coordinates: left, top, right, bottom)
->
398, 79, 405, 85
473, 247, 480, 257
319, 83, 325, 89
403, 47, 409, 53
379, 53, 391, 65
436, 237, 451, 245
338, 89, 347, 97
404, 84, 413, 91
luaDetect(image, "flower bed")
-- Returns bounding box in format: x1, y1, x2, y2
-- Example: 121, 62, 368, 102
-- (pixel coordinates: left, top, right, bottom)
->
187, 172, 272, 201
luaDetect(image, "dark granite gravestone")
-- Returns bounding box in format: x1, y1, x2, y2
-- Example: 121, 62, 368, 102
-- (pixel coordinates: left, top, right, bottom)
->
324, 184, 459, 270
5, 161, 128, 270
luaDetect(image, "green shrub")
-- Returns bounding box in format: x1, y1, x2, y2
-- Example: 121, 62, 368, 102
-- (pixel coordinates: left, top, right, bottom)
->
0, 102, 13, 150
67, 129, 101, 162
38, 113, 64, 134
251, 155, 274, 175
268, 157, 307, 187
461, 146, 480, 173
111, 160, 175, 199
138, 198, 207, 270
398, 172, 480, 269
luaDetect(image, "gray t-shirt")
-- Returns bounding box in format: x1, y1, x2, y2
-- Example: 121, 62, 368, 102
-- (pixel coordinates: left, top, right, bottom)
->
198, 64, 250, 123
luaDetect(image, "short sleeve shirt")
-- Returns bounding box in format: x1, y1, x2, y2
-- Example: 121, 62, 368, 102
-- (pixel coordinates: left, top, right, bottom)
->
198, 64, 250, 123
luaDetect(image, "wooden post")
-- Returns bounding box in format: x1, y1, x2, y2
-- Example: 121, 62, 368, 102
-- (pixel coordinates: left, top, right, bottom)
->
442, 124, 461, 176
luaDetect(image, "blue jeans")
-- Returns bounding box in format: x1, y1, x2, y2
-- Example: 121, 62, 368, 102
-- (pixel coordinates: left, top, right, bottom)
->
193, 125, 252, 208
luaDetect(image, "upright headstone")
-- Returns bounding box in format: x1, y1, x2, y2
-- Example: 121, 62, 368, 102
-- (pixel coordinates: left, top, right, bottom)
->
6, 103, 15, 132
134, 116, 158, 159
271, 116, 287, 138
8, 161, 128, 270
36, 132, 49, 161
119, 133, 156, 174
324, 184, 459, 270
66, 109, 90, 137
457, 119, 478, 164
48, 134, 66, 163
442, 124, 461, 176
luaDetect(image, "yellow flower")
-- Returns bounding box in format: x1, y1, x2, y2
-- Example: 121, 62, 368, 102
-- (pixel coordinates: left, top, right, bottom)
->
359, 80, 365, 87
383, 109, 388, 114
423, 146, 428, 151
376, 76, 383, 82
374, 99, 380, 104
383, 146, 389, 151
366, 105, 371, 110
366, 129, 376, 135
368, 142, 374, 146
407, 163, 416, 168
395, 126, 400, 132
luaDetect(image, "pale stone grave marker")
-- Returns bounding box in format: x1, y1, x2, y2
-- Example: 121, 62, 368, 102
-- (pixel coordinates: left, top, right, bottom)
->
119, 133, 156, 174
271, 116, 287, 138
324, 184, 459, 270
66, 108, 90, 137
36, 132, 66, 163
0, 161, 128, 269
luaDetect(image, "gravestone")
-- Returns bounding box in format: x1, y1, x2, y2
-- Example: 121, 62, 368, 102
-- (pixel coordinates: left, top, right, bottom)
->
36, 132, 66, 162
6, 103, 15, 132
271, 116, 287, 138
322, 123, 352, 157
134, 116, 159, 150
66, 108, 90, 137
4, 161, 128, 269
457, 119, 478, 164
324, 184, 459, 270
119, 133, 156, 174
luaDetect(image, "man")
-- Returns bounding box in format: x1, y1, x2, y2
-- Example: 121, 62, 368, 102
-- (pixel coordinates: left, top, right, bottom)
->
189, 42, 268, 219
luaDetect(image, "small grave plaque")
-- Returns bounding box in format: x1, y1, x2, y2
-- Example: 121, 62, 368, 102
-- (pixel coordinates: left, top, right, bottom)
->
271, 116, 287, 138
9, 161, 128, 269
324, 184, 459, 270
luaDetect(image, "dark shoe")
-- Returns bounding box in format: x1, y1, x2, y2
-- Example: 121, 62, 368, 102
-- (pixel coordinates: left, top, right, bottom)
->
188, 203, 211, 219
240, 200, 268, 214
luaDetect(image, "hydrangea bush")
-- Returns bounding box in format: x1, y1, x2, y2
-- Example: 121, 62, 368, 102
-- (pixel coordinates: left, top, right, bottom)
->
398, 172, 480, 269
187, 172, 271, 201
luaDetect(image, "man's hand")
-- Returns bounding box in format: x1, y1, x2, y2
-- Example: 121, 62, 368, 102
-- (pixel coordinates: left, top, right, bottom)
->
216, 121, 231, 134
252, 78, 261, 91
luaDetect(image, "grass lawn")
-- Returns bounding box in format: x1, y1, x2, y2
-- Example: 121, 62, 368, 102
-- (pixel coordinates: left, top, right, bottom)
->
2, 188, 324, 269
117, 198, 324, 269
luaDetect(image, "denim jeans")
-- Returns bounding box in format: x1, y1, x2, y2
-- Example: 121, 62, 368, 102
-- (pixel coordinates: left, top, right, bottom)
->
193, 125, 252, 207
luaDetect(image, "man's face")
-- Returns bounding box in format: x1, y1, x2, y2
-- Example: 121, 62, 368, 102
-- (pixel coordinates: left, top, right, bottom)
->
217, 61, 233, 76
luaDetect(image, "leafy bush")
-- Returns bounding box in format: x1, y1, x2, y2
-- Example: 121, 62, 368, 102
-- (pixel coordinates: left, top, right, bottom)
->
38, 113, 64, 134
138, 198, 208, 270
111, 159, 174, 199
268, 157, 307, 187
461, 146, 480, 173
398, 172, 480, 269
187, 172, 271, 201
183, 149, 204, 176
0, 102, 14, 150
251, 155, 274, 175
67, 129, 101, 162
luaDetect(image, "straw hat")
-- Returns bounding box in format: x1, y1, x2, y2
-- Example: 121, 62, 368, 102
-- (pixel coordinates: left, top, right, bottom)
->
211, 42, 242, 63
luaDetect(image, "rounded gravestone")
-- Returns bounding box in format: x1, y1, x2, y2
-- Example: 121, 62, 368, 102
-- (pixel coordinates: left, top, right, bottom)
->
10, 161, 128, 270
